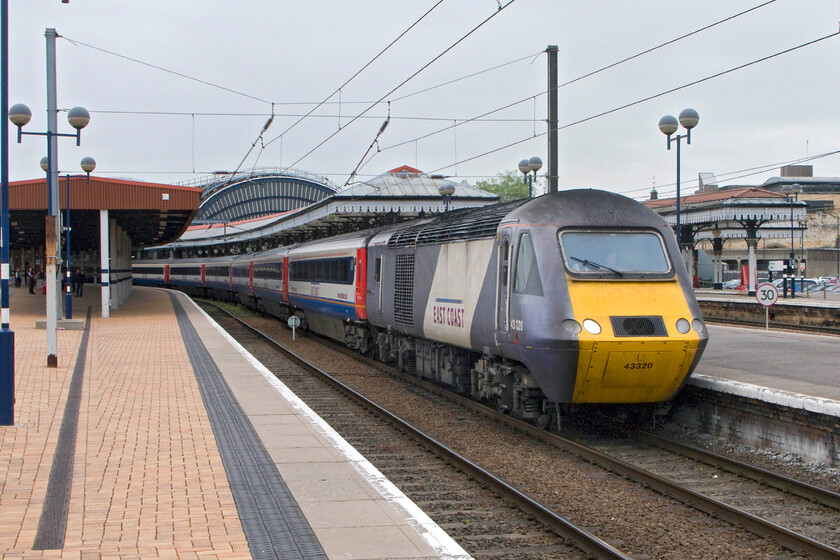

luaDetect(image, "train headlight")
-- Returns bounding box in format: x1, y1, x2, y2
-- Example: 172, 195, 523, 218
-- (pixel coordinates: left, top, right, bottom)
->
582, 319, 601, 335
676, 318, 691, 334
561, 319, 582, 334
692, 318, 705, 334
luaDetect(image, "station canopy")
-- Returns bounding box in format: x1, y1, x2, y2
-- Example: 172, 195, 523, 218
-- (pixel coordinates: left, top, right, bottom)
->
154, 166, 498, 253
646, 186, 807, 240
8, 176, 200, 251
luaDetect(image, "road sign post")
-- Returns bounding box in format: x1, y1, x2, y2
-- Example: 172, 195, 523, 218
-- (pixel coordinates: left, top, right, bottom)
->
755, 283, 779, 330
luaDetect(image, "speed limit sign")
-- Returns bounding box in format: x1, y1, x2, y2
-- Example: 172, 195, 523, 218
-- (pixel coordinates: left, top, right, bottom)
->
756, 283, 779, 307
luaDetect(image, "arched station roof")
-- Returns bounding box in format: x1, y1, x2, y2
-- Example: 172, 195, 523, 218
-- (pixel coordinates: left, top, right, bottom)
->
8, 176, 200, 251
182, 168, 337, 224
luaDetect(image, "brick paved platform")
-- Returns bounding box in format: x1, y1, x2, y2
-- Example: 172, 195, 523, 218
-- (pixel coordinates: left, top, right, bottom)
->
0, 286, 470, 560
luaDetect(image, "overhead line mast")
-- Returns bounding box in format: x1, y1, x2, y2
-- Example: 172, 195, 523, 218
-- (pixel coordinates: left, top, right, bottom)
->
546, 45, 558, 194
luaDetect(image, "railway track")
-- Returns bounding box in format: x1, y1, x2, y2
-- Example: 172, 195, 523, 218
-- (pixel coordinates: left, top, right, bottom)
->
563, 425, 840, 554
201, 300, 840, 559
201, 302, 626, 560
703, 314, 840, 336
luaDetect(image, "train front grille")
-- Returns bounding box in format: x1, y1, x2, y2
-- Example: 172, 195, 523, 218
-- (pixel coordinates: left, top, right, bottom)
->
610, 316, 667, 337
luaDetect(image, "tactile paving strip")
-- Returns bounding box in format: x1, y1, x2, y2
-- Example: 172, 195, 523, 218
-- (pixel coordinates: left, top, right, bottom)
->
169, 294, 328, 560
33, 307, 93, 550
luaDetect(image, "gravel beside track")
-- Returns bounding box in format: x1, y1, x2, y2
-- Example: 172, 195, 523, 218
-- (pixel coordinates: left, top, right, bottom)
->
565, 428, 840, 551
203, 302, 820, 560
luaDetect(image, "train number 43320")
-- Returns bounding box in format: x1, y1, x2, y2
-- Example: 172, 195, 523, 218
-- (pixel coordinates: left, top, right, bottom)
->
624, 362, 653, 370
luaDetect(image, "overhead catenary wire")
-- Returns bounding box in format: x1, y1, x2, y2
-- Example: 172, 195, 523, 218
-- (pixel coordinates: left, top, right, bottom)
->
57, 1, 828, 194
629, 149, 840, 199
383, 30, 840, 193
64, 1, 775, 157
390, 51, 544, 102
81, 50, 544, 121
557, 0, 778, 90
344, 110, 391, 187
272, 0, 519, 180
225, 106, 276, 181
374, 0, 785, 156
88, 108, 544, 122
60, 35, 275, 106
266, 0, 445, 144
87, 149, 840, 190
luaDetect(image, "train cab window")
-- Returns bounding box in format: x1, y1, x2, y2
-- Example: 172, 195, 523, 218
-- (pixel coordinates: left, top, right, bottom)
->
513, 233, 543, 296
560, 231, 671, 278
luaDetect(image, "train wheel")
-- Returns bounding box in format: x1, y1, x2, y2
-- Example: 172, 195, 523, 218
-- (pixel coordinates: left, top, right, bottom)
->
534, 410, 554, 431
494, 396, 508, 414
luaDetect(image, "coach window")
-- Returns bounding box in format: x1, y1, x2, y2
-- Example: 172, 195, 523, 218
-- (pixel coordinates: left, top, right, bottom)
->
514, 233, 543, 296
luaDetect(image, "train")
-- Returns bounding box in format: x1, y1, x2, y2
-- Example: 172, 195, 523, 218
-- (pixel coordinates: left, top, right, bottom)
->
134, 189, 708, 427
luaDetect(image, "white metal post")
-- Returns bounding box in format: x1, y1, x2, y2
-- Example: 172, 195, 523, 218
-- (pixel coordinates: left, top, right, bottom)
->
747, 237, 758, 296
110, 219, 118, 310
45, 29, 60, 364
100, 210, 109, 318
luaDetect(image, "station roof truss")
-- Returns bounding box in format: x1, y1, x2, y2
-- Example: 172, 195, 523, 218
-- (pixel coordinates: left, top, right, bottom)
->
9, 176, 200, 251
154, 166, 499, 253
646, 187, 807, 241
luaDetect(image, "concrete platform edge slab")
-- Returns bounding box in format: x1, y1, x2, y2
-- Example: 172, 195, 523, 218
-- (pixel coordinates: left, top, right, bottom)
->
690, 373, 840, 417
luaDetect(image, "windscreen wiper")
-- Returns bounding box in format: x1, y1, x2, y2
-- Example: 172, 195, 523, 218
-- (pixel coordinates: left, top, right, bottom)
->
569, 256, 623, 276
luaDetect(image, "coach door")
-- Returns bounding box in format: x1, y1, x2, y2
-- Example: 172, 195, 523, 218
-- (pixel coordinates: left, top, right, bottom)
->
366, 245, 384, 325
496, 234, 512, 336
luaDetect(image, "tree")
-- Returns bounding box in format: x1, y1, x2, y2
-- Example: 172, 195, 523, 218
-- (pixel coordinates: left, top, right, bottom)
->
474, 170, 530, 203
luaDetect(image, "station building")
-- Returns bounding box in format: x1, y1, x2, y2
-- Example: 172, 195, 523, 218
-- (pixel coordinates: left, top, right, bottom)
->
6, 175, 200, 315
647, 165, 840, 285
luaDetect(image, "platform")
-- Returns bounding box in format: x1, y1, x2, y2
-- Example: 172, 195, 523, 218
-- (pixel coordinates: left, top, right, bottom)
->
694, 290, 840, 417
0, 286, 470, 560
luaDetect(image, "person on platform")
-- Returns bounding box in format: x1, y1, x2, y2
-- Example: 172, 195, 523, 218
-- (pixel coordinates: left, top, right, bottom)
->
76, 270, 85, 297
14, 269, 21, 288
27, 267, 35, 294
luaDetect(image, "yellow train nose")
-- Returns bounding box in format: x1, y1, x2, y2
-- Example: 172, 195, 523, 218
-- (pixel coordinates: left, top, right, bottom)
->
565, 278, 704, 403
572, 339, 700, 403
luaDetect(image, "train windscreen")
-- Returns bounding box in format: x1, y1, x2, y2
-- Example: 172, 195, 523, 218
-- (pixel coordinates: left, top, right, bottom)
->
559, 231, 670, 276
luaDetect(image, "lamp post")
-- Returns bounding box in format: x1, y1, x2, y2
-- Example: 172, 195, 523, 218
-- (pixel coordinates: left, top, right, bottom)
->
658, 109, 699, 251
9, 91, 90, 367
517, 156, 543, 198
782, 183, 801, 298
1, 0, 12, 425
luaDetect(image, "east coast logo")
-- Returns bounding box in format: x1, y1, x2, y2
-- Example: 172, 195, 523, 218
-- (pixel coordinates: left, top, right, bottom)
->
432, 297, 465, 328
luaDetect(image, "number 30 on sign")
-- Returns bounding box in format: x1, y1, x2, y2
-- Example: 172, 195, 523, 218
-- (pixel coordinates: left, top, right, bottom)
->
756, 283, 779, 307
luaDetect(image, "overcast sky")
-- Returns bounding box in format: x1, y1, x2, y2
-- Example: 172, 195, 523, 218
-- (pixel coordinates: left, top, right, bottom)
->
7, 1, 840, 200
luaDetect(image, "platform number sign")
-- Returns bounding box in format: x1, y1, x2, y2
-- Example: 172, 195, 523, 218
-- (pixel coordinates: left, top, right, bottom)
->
756, 283, 779, 307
